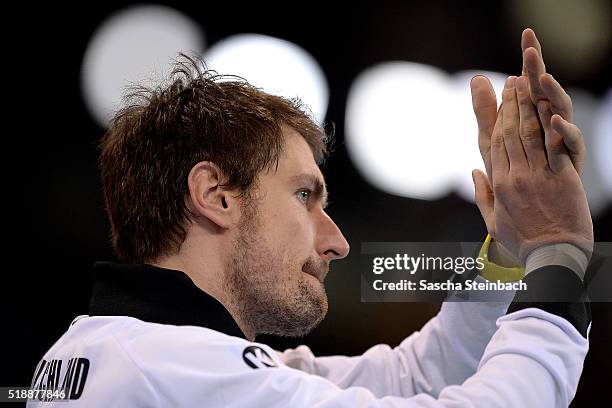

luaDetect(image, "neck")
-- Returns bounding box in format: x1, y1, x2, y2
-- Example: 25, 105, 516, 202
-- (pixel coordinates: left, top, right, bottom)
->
151, 234, 257, 341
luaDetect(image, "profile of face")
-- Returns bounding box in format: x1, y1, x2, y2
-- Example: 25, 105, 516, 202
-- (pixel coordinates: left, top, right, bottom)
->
224, 128, 350, 338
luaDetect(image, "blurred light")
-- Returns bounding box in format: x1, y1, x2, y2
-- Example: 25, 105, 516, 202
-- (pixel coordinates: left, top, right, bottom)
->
345, 64, 509, 201
81, 5, 204, 127
594, 89, 612, 198
345, 63, 610, 213
511, 0, 612, 79
345, 62, 457, 200
205, 34, 328, 123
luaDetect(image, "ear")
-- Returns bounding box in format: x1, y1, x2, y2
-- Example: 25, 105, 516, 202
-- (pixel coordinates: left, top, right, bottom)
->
187, 161, 239, 229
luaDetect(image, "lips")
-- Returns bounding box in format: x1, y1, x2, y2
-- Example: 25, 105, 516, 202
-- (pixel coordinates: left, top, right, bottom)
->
302, 259, 328, 282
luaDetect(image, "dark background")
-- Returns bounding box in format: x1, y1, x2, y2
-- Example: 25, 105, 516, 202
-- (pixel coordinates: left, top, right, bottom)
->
6, 1, 611, 406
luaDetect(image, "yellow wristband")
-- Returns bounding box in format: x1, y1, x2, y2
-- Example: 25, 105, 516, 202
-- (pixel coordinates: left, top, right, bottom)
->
478, 234, 525, 283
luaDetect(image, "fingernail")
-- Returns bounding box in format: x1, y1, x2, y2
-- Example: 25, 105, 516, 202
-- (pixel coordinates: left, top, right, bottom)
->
548, 74, 559, 85
505, 76, 517, 89
553, 114, 565, 124
470, 75, 483, 84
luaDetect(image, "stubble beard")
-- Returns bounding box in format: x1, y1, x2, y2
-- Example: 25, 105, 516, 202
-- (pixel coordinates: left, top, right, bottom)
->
223, 203, 328, 338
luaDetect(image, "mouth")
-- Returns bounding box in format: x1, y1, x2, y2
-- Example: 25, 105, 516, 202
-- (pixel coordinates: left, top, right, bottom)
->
302, 262, 328, 283
303, 270, 324, 283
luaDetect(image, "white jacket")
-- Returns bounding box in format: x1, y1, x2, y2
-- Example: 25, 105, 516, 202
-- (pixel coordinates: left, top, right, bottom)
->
26, 262, 589, 407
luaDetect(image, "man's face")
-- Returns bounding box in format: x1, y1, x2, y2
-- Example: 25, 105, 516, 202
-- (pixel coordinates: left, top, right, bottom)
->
224, 128, 350, 338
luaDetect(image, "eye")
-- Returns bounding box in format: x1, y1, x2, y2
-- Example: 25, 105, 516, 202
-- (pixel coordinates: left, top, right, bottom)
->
296, 189, 312, 205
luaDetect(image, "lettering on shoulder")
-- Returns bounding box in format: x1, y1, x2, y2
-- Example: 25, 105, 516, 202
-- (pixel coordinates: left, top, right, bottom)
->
30, 357, 90, 401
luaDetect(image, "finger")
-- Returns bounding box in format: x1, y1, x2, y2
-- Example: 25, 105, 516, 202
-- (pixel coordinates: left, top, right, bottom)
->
524, 47, 547, 104
551, 114, 585, 174
502, 76, 528, 169
472, 169, 495, 234
538, 101, 573, 173
521, 28, 547, 103
470, 75, 498, 178
490, 101, 508, 182
539, 73, 573, 122
538, 74, 583, 175
515, 76, 547, 169
537, 99, 553, 137
521, 28, 543, 75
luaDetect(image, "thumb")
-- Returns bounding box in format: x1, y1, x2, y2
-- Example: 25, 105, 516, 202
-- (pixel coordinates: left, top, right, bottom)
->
472, 169, 495, 235
551, 114, 585, 175
537, 100, 573, 173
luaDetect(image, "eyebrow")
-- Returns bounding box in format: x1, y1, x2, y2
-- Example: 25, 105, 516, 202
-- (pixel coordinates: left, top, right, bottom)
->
290, 174, 329, 209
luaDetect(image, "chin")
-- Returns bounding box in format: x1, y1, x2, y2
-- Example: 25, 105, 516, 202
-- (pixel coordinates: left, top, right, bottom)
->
268, 277, 329, 338
302, 273, 328, 306
305, 282, 329, 327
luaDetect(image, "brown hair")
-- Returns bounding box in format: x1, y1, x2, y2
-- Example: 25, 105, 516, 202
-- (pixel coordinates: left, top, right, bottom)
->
99, 55, 329, 263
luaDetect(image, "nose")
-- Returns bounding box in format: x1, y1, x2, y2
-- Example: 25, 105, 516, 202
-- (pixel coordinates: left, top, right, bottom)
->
316, 210, 350, 263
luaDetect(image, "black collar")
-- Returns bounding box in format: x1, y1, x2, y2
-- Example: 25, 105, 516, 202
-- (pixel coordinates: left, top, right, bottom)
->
89, 262, 245, 339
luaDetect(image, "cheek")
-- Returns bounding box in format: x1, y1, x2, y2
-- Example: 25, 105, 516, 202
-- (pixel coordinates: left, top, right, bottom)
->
257, 197, 315, 254
289, 211, 315, 242
267, 202, 314, 239
275, 211, 316, 261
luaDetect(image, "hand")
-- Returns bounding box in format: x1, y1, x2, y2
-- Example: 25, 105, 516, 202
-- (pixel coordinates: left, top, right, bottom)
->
472, 76, 593, 262
470, 28, 585, 182
521, 28, 585, 174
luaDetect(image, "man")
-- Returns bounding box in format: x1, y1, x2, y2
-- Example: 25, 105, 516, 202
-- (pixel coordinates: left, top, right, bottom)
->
27, 29, 592, 406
